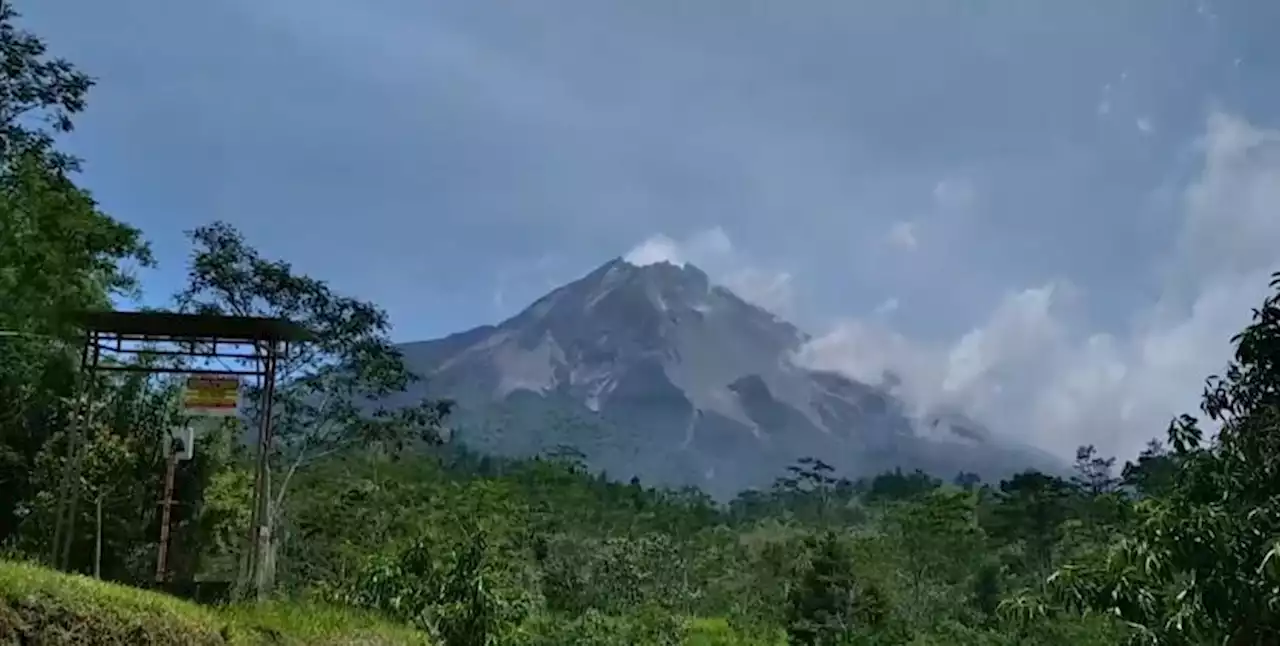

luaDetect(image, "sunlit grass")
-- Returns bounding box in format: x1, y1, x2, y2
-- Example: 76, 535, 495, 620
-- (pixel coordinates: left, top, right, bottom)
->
685, 617, 787, 645
221, 600, 429, 645
0, 558, 428, 645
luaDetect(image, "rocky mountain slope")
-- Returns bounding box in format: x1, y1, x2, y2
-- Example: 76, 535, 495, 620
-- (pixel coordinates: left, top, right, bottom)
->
396, 258, 1058, 499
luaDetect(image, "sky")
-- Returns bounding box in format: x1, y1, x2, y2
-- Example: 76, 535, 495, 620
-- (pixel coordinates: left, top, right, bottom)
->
21, 0, 1280, 462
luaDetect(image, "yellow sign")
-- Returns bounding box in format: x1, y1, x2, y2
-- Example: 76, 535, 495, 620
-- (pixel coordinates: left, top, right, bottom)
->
182, 375, 241, 417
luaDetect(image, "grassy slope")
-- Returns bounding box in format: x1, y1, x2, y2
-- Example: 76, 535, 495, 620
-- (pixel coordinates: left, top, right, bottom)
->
0, 559, 428, 645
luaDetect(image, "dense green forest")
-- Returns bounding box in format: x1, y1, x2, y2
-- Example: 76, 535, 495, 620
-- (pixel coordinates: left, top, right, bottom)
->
4, 3, 1280, 644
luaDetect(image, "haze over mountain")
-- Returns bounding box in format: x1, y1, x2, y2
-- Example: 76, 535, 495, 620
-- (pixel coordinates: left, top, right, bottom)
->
396, 258, 1058, 498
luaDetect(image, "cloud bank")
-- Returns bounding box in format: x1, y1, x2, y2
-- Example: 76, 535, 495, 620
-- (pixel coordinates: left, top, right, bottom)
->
634, 112, 1280, 462
806, 112, 1280, 461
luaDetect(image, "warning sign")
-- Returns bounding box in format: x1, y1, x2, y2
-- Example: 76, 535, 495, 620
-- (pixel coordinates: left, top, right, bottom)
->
182, 375, 241, 417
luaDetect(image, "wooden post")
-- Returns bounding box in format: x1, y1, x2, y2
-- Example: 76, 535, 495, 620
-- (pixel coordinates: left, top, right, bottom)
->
155, 438, 179, 585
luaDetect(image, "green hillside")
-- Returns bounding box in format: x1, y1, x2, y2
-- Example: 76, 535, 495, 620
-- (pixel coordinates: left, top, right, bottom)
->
0, 559, 427, 645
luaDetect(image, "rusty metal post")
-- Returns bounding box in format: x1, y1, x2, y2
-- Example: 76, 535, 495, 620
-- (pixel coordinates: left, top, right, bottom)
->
155, 438, 180, 584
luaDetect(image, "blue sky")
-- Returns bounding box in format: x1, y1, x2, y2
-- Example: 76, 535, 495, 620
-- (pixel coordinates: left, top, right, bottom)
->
22, 0, 1280, 460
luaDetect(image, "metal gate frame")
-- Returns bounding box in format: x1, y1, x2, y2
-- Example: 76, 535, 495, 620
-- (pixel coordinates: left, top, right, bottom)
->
51, 310, 310, 597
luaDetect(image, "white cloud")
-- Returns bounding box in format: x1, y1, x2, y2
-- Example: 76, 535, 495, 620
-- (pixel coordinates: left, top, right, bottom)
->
624, 234, 686, 267
873, 298, 900, 316
795, 319, 937, 400
1097, 80, 1114, 117
686, 227, 736, 260
940, 284, 1067, 404
1137, 117, 1154, 134
724, 268, 795, 318
886, 220, 919, 250
796, 112, 1280, 461
1175, 112, 1280, 283
623, 227, 736, 268
625, 227, 795, 316
933, 177, 977, 211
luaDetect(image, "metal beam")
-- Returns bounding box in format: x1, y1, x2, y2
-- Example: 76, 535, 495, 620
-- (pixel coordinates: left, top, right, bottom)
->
92, 344, 264, 361
90, 364, 267, 377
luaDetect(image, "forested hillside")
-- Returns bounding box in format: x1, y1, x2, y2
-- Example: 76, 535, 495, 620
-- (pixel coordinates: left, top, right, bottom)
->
4, 3, 1280, 644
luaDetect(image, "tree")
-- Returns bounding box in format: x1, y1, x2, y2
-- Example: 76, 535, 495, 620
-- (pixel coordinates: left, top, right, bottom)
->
1052, 271, 1280, 645
862, 468, 941, 503
953, 471, 982, 491
771, 457, 850, 524
0, 0, 93, 171
0, 1, 151, 551
1065, 445, 1130, 546
1069, 445, 1118, 497
970, 562, 1001, 620
174, 221, 451, 595
887, 488, 986, 626
785, 530, 888, 645
1120, 439, 1177, 499
0, 154, 151, 334
986, 471, 1073, 575
14, 360, 226, 585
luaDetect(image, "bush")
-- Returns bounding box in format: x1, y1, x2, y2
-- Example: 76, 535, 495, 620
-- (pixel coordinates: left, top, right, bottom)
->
511, 608, 686, 645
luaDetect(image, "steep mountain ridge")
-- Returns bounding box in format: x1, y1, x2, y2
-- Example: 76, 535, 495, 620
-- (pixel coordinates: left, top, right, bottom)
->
398, 258, 1057, 498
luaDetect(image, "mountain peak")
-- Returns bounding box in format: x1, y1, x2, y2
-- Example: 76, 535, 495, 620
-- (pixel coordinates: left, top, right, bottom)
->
527, 257, 721, 330
397, 256, 1059, 499
594, 256, 713, 292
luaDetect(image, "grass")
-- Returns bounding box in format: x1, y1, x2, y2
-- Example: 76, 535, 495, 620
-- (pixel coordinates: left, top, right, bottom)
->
222, 600, 429, 645
0, 558, 793, 645
0, 558, 428, 645
685, 617, 786, 645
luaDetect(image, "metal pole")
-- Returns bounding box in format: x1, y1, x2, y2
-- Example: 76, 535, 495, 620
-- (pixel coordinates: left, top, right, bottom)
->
50, 334, 91, 567
59, 337, 101, 570
251, 345, 278, 601
240, 376, 262, 596
94, 492, 103, 579
155, 438, 179, 585
55, 335, 100, 565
